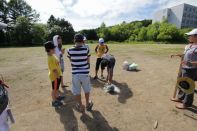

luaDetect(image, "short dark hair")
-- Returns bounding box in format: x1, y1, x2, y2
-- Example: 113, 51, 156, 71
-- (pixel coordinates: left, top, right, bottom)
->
44, 41, 56, 52
101, 59, 108, 70
74, 33, 84, 43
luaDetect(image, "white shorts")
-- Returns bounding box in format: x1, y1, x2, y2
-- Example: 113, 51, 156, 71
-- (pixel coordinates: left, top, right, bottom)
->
0, 108, 9, 131
72, 74, 91, 95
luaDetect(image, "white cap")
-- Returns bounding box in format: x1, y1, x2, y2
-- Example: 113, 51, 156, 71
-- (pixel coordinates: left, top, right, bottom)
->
83, 36, 87, 41
99, 38, 104, 43
185, 28, 197, 36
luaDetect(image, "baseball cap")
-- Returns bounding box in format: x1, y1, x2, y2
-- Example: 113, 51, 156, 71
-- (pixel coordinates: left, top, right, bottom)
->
185, 28, 197, 36
74, 34, 84, 42
99, 38, 104, 44
44, 41, 56, 52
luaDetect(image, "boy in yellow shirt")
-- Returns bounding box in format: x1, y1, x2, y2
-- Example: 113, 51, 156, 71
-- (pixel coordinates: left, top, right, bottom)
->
44, 41, 65, 107
94, 38, 109, 79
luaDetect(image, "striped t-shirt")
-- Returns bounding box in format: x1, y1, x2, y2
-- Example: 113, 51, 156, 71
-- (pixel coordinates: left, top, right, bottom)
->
67, 45, 90, 75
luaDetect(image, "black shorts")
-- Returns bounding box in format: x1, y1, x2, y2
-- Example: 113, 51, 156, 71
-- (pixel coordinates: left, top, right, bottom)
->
95, 58, 102, 70
52, 77, 61, 90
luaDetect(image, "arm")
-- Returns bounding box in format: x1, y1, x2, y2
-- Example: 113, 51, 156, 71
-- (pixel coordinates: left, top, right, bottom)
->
105, 45, 109, 53
53, 69, 59, 79
95, 45, 98, 53
107, 68, 113, 84
171, 54, 184, 58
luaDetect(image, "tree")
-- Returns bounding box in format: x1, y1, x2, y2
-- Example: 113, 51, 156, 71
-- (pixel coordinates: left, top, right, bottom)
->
8, 0, 39, 24
80, 29, 98, 40
137, 27, 147, 41
32, 23, 47, 45
146, 22, 160, 41
0, 0, 9, 23
47, 16, 75, 44
157, 23, 179, 41
47, 15, 57, 28
11, 16, 32, 45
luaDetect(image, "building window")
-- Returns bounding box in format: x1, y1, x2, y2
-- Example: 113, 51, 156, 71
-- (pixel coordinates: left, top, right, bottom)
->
185, 7, 188, 11
187, 14, 190, 18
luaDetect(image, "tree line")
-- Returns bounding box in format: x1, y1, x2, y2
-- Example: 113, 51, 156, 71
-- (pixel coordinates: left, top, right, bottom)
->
80, 20, 191, 43
0, 0, 192, 47
0, 0, 75, 46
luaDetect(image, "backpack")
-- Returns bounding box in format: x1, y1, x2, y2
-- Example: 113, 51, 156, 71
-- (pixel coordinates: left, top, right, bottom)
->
0, 79, 9, 115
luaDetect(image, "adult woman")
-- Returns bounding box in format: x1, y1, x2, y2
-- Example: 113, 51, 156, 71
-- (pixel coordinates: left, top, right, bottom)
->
171, 28, 197, 109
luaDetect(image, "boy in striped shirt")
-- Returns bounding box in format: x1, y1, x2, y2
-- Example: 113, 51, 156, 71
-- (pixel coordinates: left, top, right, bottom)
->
67, 34, 93, 112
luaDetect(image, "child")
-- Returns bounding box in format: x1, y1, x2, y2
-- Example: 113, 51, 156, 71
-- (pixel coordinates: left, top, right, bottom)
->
53, 35, 67, 88
94, 38, 109, 79
100, 54, 116, 85
67, 34, 93, 112
44, 41, 65, 107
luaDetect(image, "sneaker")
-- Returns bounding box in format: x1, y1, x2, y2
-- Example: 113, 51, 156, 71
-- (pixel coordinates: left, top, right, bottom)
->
86, 101, 94, 111
57, 96, 65, 101
52, 101, 63, 107
93, 76, 98, 80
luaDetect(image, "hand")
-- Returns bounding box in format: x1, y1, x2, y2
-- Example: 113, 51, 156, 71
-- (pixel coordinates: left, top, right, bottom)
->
181, 61, 187, 66
171, 55, 175, 58
61, 48, 65, 54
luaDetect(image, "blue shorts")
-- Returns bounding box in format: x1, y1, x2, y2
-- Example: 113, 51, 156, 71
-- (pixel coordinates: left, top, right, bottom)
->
72, 75, 91, 95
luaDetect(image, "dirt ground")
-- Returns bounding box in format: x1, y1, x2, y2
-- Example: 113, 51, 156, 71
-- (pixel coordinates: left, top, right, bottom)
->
0, 44, 197, 131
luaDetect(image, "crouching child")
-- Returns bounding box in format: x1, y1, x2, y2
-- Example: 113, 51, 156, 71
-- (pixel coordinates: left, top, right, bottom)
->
100, 54, 116, 85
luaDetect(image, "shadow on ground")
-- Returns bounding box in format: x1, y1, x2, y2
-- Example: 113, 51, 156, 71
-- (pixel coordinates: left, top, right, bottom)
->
80, 110, 119, 131
91, 77, 133, 104
112, 80, 133, 104
55, 88, 78, 131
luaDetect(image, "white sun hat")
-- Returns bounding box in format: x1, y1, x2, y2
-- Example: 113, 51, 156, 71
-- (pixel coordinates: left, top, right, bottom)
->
185, 28, 197, 36
99, 38, 104, 44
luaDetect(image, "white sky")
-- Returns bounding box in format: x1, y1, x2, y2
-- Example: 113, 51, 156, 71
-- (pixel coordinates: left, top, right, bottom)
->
9, 0, 197, 31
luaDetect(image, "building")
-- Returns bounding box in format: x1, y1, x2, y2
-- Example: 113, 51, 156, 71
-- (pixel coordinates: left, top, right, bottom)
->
153, 3, 197, 28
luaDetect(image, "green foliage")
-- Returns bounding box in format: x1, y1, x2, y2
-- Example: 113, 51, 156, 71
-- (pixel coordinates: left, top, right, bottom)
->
8, 0, 39, 23
47, 15, 75, 44
11, 16, 32, 46
79, 29, 98, 40
31, 23, 47, 44
82, 19, 189, 43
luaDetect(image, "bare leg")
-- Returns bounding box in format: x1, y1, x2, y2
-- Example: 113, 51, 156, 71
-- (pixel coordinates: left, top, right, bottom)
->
101, 69, 104, 77
85, 93, 90, 106
75, 94, 82, 106
61, 76, 64, 86
51, 91, 56, 101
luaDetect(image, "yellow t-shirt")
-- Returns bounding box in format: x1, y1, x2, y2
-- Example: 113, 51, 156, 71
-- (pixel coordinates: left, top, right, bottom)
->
96, 45, 107, 58
48, 55, 62, 81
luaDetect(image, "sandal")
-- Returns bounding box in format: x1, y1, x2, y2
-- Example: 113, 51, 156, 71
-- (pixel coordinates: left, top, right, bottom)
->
57, 96, 65, 101
175, 103, 187, 109
171, 98, 182, 103
75, 104, 85, 113
61, 85, 68, 88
